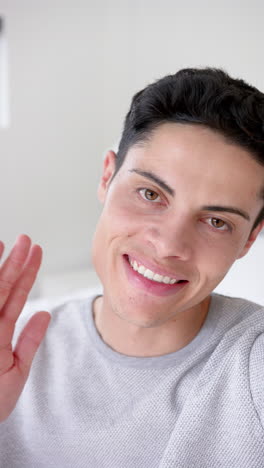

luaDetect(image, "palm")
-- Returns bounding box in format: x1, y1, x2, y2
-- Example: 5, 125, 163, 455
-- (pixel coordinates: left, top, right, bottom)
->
0, 235, 50, 422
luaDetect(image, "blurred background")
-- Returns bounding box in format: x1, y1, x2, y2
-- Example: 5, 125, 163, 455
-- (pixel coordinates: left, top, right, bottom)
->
0, 0, 263, 303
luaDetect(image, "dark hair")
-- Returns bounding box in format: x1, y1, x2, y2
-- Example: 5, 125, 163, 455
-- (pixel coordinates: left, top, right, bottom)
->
115, 68, 264, 229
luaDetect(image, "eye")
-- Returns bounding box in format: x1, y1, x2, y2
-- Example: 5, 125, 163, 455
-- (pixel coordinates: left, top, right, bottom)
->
207, 217, 229, 231
138, 188, 161, 203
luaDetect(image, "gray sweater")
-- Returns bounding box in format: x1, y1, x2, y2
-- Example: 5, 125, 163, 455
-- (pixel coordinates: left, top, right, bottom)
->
1, 292, 264, 467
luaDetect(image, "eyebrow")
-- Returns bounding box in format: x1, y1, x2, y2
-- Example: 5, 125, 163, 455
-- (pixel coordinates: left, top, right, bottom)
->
201, 205, 250, 221
129, 168, 251, 221
129, 169, 175, 196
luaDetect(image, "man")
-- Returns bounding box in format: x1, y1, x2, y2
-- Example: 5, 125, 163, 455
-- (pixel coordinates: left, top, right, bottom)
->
0, 68, 264, 467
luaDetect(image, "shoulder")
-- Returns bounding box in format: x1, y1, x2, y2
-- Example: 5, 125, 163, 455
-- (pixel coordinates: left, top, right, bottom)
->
212, 293, 264, 315
211, 294, 264, 427
210, 293, 264, 337
249, 332, 264, 428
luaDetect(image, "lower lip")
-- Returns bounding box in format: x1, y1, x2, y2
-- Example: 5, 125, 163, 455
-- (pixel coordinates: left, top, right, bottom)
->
123, 255, 188, 297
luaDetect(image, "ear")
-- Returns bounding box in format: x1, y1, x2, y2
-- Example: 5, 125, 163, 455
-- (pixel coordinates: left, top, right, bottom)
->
237, 220, 264, 259
97, 150, 117, 203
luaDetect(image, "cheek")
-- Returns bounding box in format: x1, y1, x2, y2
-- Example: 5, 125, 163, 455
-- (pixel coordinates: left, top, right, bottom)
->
91, 220, 104, 276
91, 200, 142, 272
197, 240, 241, 285
104, 196, 148, 233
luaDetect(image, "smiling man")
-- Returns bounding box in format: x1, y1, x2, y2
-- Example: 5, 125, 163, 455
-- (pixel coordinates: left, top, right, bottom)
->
92, 123, 264, 358
1, 68, 264, 467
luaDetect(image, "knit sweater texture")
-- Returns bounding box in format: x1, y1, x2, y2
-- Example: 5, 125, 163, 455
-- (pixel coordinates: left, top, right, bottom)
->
0, 292, 264, 467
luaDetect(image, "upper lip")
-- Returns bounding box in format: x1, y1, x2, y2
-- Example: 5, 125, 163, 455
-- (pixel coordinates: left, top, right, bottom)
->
125, 253, 188, 281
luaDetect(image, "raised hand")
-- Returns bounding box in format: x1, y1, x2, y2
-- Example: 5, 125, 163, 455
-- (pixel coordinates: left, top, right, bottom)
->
0, 235, 51, 422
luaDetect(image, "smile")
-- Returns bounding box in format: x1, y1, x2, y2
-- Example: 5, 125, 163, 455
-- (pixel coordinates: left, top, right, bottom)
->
128, 256, 185, 285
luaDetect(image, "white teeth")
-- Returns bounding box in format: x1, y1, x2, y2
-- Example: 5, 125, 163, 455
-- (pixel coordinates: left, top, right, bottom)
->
153, 273, 163, 282
144, 269, 154, 280
128, 257, 181, 285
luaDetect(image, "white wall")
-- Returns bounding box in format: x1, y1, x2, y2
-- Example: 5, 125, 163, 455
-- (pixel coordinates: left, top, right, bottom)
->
0, 0, 263, 301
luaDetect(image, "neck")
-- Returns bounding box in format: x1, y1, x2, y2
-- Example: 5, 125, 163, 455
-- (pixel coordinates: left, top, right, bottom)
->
93, 296, 210, 357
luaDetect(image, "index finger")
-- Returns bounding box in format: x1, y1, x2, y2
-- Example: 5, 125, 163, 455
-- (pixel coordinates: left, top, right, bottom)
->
2, 244, 43, 323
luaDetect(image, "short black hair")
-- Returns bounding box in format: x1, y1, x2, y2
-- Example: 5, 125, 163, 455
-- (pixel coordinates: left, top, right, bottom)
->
115, 68, 264, 229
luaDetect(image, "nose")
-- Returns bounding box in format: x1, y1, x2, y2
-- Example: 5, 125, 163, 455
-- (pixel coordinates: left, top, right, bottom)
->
143, 217, 193, 261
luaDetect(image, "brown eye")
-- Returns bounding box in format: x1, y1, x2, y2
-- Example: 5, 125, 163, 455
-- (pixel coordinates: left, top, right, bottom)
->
145, 189, 158, 200
139, 188, 160, 202
211, 218, 226, 229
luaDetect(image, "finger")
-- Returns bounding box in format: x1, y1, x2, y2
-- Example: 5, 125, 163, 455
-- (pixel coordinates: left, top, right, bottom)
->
0, 241, 4, 259
0, 245, 43, 347
14, 311, 51, 378
0, 235, 31, 310
2, 244, 42, 324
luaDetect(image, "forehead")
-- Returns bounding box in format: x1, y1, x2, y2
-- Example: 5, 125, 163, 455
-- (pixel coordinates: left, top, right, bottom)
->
122, 123, 264, 202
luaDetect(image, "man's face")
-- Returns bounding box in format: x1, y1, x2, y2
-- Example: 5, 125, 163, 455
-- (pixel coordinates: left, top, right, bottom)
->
92, 123, 264, 328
